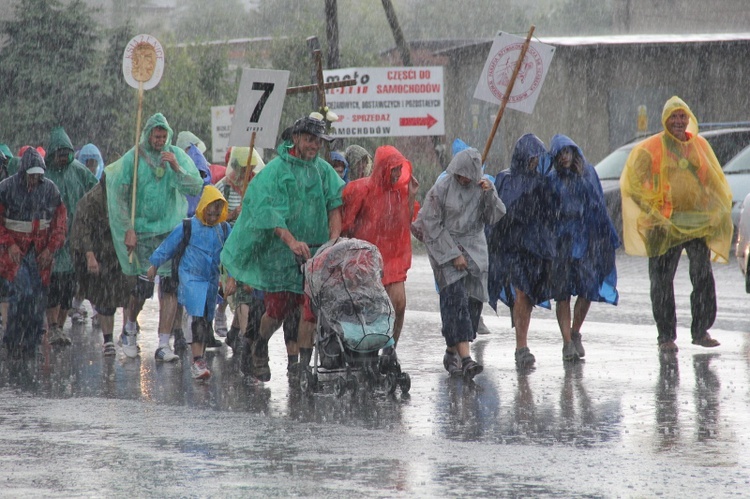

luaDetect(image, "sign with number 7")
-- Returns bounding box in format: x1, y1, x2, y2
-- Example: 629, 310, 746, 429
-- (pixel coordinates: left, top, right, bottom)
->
228, 68, 290, 149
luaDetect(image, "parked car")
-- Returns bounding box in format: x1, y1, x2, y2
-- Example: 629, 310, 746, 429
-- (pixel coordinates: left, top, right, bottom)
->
722, 144, 750, 231
735, 185, 750, 291
595, 127, 750, 238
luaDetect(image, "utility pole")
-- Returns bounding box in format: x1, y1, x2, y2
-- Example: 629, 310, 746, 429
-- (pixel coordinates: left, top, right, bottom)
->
325, 0, 340, 69
381, 0, 411, 66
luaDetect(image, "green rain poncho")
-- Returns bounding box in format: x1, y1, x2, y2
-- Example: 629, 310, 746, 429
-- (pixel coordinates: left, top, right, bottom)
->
106, 113, 203, 275
45, 126, 98, 273
221, 140, 344, 293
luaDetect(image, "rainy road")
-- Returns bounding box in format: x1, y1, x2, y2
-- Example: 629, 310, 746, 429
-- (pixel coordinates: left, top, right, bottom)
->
1, 251, 749, 497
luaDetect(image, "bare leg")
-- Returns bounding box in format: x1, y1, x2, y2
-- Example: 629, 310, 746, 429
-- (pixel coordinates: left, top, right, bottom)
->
297, 316, 315, 350
99, 314, 115, 337
513, 290, 533, 350
258, 313, 282, 341
46, 305, 61, 329
158, 292, 179, 335
572, 297, 591, 333
556, 299, 572, 343
385, 282, 406, 346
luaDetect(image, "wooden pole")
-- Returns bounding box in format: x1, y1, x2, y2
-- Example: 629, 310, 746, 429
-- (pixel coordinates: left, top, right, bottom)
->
240, 131, 257, 201
481, 25, 535, 166
129, 81, 144, 263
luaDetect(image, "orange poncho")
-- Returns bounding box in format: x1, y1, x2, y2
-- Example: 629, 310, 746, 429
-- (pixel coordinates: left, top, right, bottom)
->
620, 96, 732, 262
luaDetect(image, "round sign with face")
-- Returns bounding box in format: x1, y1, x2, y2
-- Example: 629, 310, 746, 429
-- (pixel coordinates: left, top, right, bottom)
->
122, 34, 164, 90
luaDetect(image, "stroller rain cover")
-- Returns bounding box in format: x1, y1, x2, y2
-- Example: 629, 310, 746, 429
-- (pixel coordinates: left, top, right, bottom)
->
304, 238, 395, 352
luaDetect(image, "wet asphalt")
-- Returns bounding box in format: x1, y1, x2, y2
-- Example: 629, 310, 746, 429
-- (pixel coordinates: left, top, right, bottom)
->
0, 251, 749, 497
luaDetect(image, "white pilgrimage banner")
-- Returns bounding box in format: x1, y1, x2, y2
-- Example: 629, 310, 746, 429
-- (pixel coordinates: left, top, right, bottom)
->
474, 32, 555, 114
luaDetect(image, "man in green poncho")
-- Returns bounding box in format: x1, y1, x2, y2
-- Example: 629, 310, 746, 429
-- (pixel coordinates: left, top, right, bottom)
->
44, 127, 98, 346
106, 113, 203, 360
221, 116, 345, 382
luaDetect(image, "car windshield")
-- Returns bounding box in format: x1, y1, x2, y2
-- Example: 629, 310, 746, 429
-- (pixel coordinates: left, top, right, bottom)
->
594, 147, 633, 180
722, 145, 750, 174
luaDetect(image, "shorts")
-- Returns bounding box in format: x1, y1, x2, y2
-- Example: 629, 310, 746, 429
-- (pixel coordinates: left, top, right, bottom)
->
47, 273, 76, 309
263, 291, 315, 323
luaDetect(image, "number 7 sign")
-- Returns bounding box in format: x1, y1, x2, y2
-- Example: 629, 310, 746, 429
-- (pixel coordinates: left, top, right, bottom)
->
228, 68, 290, 149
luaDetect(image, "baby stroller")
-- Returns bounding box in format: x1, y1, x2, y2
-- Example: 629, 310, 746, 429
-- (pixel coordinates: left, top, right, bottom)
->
300, 237, 411, 396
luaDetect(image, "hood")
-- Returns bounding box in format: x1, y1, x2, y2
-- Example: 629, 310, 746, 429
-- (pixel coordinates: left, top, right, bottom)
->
446, 148, 482, 183
19, 147, 46, 175
661, 95, 699, 140
344, 144, 372, 176
19, 145, 46, 158
226, 146, 265, 186
176, 131, 206, 153
0, 144, 12, 159
549, 134, 587, 176
330, 150, 348, 181
195, 184, 228, 226
78, 143, 105, 179
45, 126, 75, 168
371, 145, 410, 190
187, 144, 212, 186
140, 113, 173, 155
510, 134, 548, 176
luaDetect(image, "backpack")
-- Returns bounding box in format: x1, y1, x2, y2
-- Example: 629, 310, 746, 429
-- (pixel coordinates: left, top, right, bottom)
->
171, 218, 229, 284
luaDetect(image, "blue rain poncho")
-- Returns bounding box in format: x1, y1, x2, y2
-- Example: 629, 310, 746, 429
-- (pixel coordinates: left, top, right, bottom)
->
77, 143, 105, 179
547, 134, 619, 304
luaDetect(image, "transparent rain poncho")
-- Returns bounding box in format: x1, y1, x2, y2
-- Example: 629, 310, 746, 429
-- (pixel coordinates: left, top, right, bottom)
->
621, 96, 733, 261
304, 238, 395, 352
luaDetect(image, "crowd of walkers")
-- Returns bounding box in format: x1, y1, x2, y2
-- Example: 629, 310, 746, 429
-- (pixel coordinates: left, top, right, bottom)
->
0, 95, 731, 384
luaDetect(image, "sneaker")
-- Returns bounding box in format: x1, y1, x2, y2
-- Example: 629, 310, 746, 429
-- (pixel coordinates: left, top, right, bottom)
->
225, 326, 240, 351
571, 331, 585, 358
462, 358, 483, 380
250, 338, 271, 382
69, 309, 85, 324
692, 333, 720, 348
476, 316, 491, 335
155, 346, 179, 362
214, 311, 228, 337
442, 350, 462, 376
205, 335, 223, 349
191, 358, 211, 380
173, 336, 188, 355
103, 342, 116, 356
120, 333, 139, 359
48, 325, 72, 346
659, 341, 679, 353
562, 341, 579, 362
515, 346, 536, 368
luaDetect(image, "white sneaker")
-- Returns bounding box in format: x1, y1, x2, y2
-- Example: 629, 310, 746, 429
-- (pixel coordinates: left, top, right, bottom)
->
476, 316, 491, 335
214, 311, 228, 337
191, 358, 211, 380
120, 333, 139, 359
48, 325, 72, 346
155, 346, 179, 363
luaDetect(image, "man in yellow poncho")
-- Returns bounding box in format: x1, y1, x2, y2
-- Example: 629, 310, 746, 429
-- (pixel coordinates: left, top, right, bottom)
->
621, 96, 732, 353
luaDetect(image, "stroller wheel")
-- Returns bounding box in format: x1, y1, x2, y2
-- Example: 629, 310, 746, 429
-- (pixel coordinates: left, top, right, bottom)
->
346, 374, 359, 394
384, 371, 398, 394
300, 368, 317, 393
333, 376, 347, 397
398, 372, 411, 394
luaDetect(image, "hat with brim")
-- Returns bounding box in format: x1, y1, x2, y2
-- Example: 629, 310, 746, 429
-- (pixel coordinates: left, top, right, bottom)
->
293, 116, 333, 142
26, 166, 45, 175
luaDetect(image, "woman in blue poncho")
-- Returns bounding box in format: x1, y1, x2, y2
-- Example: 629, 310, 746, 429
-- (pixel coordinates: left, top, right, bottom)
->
487, 134, 556, 369
547, 134, 619, 362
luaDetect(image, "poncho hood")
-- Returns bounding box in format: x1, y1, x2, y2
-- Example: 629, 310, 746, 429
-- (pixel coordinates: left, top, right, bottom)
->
196, 185, 228, 226
371, 145, 411, 191
0, 144, 12, 159
345, 144, 372, 177
446, 148, 483, 183
45, 126, 75, 169
141, 113, 173, 158
78, 143, 105, 179
19, 147, 46, 176
176, 131, 206, 153
187, 144, 212, 185
661, 95, 699, 141
226, 146, 265, 191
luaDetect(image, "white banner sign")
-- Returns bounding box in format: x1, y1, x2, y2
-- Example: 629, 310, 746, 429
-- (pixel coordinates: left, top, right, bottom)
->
474, 32, 555, 114
323, 66, 445, 138
211, 105, 234, 164
228, 68, 290, 149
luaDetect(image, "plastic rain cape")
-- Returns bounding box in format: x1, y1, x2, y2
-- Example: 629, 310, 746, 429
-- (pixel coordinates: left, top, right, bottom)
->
620, 96, 732, 262
105, 113, 203, 275
304, 238, 395, 352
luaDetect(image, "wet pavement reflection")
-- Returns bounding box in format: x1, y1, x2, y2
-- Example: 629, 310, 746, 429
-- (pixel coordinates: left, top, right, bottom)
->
1, 252, 749, 496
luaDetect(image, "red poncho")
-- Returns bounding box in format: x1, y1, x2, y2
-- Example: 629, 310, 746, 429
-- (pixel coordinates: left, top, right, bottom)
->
342, 145, 418, 286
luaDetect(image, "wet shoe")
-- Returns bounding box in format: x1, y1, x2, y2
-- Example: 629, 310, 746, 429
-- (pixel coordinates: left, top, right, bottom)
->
515, 347, 536, 368
442, 350, 462, 376
103, 342, 116, 357
461, 358, 483, 380
562, 341, 579, 362
173, 329, 187, 354
692, 333, 720, 348
225, 326, 240, 351
214, 311, 228, 337
69, 310, 85, 325
118, 332, 141, 356
155, 346, 179, 362
659, 341, 679, 353
48, 325, 72, 346
476, 316, 491, 335
191, 358, 211, 380
571, 330, 585, 358
206, 335, 223, 349
378, 346, 400, 374
250, 338, 271, 382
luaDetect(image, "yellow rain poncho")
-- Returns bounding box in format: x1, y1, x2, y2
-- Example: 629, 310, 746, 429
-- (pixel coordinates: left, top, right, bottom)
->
620, 96, 732, 262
